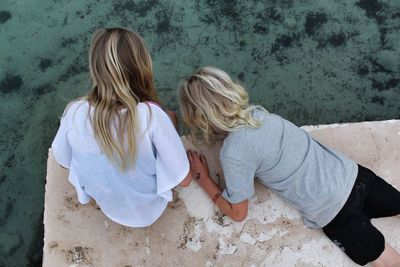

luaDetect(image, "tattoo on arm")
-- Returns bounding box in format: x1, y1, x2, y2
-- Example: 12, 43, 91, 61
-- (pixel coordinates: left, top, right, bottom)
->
196, 172, 200, 180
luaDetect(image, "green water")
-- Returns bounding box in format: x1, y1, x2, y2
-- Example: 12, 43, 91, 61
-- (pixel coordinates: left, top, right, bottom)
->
0, 0, 399, 266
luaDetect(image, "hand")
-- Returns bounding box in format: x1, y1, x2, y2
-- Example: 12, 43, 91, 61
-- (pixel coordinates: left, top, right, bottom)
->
187, 150, 210, 181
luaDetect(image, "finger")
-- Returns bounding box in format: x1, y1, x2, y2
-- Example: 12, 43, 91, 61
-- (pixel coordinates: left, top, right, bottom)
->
200, 154, 206, 164
192, 151, 200, 160
190, 151, 201, 164
187, 151, 194, 162
201, 154, 209, 167
204, 155, 210, 169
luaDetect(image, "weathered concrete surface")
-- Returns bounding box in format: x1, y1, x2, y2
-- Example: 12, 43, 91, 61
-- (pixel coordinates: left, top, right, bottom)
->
43, 120, 400, 267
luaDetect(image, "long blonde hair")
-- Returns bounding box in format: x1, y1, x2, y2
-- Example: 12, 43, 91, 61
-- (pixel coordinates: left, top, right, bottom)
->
179, 66, 264, 142
86, 28, 160, 170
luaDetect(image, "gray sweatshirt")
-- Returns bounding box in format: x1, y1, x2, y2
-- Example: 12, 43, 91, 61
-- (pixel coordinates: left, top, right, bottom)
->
220, 109, 357, 228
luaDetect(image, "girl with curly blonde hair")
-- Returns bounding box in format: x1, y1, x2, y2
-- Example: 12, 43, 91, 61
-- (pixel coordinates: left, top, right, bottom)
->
180, 66, 400, 267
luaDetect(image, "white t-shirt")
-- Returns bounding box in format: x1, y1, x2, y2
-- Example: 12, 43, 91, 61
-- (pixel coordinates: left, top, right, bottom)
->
52, 100, 189, 227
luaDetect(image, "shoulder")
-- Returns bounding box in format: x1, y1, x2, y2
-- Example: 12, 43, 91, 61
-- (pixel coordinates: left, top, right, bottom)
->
137, 102, 172, 133
220, 138, 255, 169
137, 101, 162, 112
220, 131, 247, 161
62, 99, 88, 119
137, 102, 169, 120
221, 111, 283, 156
253, 109, 282, 124
137, 102, 163, 114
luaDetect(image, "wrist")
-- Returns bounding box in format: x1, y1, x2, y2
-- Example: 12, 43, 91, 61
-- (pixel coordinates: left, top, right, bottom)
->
194, 171, 209, 182
211, 192, 221, 203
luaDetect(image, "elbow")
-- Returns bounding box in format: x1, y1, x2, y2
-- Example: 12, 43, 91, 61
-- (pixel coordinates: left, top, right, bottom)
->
180, 180, 191, 187
179, 172, 192, 187
232, 215, 247, 222
227, 200, 249, 222
231, 210, 248, 222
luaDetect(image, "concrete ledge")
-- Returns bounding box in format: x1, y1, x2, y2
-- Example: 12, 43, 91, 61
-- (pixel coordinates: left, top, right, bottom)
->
43, 120, 400, 267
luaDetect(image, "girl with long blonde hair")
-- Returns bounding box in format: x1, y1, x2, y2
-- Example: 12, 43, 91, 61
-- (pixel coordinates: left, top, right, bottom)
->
180, 66, 400, 266
52, 28, 191, 227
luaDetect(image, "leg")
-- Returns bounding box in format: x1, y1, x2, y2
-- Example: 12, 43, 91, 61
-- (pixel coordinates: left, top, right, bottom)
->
323, 214, 385, 266
323, 174, 386, 266
359, 166, 400, 218
371, 243, 400, 267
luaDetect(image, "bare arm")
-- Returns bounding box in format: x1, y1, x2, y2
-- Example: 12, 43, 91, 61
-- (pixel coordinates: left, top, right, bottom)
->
164, 109, 193, 187
165, 110, 178, 129
180, 171, 192, 187
188, 151, 248, 222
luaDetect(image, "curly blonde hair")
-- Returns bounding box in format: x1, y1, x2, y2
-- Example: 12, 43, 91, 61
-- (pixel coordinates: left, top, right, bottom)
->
179, 66, 265, 142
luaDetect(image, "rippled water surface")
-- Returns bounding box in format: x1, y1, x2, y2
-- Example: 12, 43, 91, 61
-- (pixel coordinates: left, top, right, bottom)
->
0, 0, 399, 266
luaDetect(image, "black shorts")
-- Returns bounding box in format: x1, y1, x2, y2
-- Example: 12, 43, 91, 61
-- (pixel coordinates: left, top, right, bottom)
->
322, 165, 400, 266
